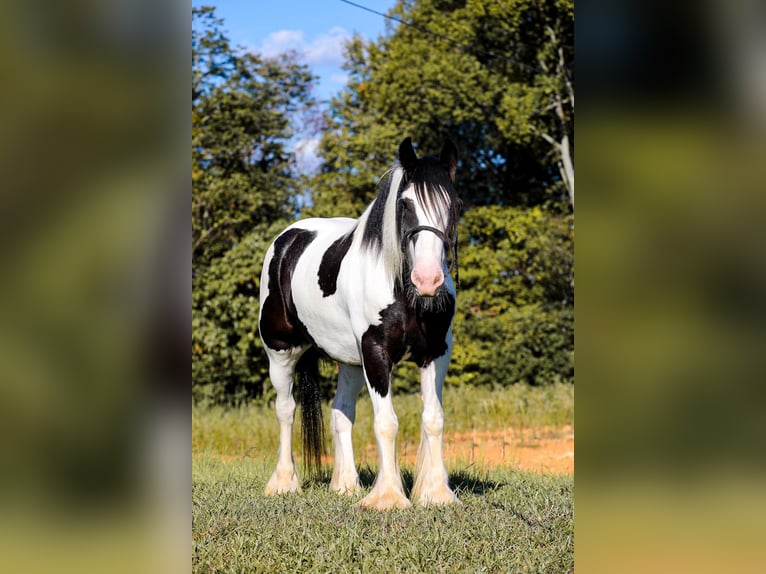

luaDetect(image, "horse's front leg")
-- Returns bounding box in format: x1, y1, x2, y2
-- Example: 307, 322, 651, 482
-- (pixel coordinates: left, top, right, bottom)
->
329, 364, 365, 494
411, 336, 460, 506
357, 341, 410, 510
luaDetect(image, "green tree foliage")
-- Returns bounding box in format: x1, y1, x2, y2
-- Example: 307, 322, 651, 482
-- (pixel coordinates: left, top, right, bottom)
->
192, 7, 316, 402
450, 206, 573, 388
192, 6, 315, 268
192, 221, 285, 404
309, 0, 574, 214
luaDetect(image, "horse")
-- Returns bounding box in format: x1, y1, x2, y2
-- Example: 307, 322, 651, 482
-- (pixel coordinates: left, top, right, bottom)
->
258, 137, 460, 510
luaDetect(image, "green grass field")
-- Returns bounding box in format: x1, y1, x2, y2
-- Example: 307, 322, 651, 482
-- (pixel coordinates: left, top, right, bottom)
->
193, 384, 574, 573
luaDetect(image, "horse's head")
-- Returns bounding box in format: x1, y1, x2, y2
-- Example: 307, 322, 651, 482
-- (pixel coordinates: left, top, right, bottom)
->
397, 137, 459, 298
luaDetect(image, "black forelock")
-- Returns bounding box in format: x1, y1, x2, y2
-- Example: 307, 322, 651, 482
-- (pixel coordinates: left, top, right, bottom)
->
408, 155, 460, 239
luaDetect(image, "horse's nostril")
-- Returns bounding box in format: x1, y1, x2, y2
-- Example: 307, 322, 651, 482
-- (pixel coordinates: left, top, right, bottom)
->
411, 268, 444, 296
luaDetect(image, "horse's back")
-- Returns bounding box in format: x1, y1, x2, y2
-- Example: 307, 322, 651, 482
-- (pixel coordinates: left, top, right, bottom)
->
260, 217, 356, 294
286, 216, 356, 235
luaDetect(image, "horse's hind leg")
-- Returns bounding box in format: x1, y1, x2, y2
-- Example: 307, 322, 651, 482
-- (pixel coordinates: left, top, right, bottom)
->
329, 364, 365, 494
264, 349, 302, 495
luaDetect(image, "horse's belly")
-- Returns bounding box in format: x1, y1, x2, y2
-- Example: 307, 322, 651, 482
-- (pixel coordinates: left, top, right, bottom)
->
293, 299, 361, 364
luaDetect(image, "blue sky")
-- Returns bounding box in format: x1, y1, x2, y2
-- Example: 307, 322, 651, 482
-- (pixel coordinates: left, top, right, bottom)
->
193, 0, 395, 102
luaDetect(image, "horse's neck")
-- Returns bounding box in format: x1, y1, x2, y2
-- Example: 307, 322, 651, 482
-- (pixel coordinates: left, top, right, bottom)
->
350, 245, 398, 290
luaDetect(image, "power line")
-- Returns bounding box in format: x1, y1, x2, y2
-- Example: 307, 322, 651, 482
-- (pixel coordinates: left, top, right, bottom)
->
338, 0, 540, 73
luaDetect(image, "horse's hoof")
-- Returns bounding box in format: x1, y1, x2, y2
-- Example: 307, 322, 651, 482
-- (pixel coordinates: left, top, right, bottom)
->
412, 488, 461, 506
329, 475, 362, 495
356, 487, 412, 510
264, 468, 301, 495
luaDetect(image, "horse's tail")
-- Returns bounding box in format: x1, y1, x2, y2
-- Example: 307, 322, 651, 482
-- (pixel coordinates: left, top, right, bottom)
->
296, 346, 325, 481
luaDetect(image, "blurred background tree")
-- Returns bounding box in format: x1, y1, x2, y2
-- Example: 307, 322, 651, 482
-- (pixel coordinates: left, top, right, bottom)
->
192, 6, 315, 268
192, 1, 573, 404
308, 0, 573, 215
192, 6, 317, 402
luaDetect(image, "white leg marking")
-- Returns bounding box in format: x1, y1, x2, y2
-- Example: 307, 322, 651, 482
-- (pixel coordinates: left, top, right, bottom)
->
329, 364, 365, 494
357, 375, 411, 510
411, 337, 459, 506
264, 350, 303, 495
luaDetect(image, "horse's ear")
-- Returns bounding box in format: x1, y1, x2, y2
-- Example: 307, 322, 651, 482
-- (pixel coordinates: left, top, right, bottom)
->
399, 137, 418, 171
440, 138, 458, 182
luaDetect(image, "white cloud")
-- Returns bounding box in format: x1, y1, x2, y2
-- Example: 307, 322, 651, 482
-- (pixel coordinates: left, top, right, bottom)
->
305, 27, 350, 66
259, 29, 305, 59
258, 27, 351, 66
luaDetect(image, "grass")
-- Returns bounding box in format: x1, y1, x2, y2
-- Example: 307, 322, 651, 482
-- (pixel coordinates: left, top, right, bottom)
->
193, 457, 573, 573
193, 383, 574, 462
193, 384, 574, 573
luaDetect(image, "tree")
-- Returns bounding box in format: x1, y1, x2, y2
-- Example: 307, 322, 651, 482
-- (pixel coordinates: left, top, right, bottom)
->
192, 6, 316, 269
450, 205, 574, 387
489, 0, 575, 204
192, 6, 316, 402
309, 0, 574, 214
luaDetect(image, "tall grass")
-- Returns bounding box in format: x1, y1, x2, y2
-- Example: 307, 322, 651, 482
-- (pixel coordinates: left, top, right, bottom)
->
193, 383, 573, 461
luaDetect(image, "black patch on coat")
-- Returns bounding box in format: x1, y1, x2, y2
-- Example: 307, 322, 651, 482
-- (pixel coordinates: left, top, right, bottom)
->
361, 286, 455, 397
317, 231, 354, 297
361, 311, 404, 397
259, 228, 317, 351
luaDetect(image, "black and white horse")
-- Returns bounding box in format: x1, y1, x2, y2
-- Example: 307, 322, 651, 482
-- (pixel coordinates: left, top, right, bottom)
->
258, 137, 460, 509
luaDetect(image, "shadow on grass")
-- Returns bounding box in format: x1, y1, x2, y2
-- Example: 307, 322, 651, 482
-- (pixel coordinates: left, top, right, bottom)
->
308, 464, 389, 491
448, 469, 506, 496
307, 465, 505, 497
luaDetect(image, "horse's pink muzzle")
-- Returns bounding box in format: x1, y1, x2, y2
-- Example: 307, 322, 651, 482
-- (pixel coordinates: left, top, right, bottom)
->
410, 265, 445, 296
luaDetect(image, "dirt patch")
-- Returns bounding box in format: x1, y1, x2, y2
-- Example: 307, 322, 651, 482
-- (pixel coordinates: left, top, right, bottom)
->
202, 425, 574, 475
359, 425, 574, 475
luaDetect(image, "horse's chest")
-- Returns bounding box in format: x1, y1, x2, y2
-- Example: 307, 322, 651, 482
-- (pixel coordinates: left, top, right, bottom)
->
403, 310, 453, 367
372, 297, 455, 368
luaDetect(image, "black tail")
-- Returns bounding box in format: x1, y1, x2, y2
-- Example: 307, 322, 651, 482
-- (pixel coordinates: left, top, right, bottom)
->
295, 347, 325, 481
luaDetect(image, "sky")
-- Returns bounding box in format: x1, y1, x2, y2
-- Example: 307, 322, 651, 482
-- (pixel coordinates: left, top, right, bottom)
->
193, 0, 395, 102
